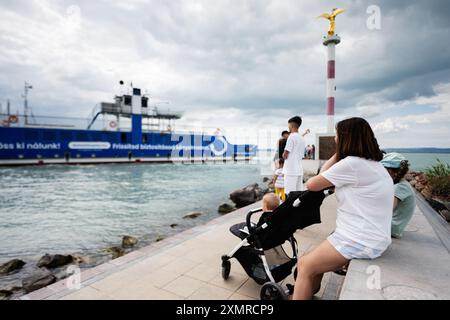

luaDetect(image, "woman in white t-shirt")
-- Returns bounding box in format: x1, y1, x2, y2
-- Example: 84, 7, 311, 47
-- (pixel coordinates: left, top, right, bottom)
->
292, 117, 394, 300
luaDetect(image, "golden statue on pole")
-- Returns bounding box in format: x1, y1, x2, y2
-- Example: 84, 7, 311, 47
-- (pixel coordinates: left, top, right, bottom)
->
318, 8, 345, 36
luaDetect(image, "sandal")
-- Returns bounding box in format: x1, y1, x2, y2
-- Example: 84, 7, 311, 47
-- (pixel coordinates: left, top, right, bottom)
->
333, 266, 348, 276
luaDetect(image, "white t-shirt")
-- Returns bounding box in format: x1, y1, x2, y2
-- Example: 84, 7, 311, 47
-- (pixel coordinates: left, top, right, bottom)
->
274, 168, 284, 188
282, 132, 305, 176
321, 156, 394, 250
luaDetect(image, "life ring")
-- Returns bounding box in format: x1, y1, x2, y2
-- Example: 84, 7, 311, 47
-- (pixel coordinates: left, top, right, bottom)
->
209, 136, 228, 156
8, 115, 18, 123
109, 120, 117, 128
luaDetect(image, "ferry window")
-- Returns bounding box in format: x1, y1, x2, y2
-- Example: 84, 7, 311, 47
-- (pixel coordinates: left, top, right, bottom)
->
142, 134, 148, 144
141, 97, 148, 107
121, 132, 128, 143
123, 95, 132, 106
24, 129, 39, 141
60, 130, 72, 141
43, 130, 56, 141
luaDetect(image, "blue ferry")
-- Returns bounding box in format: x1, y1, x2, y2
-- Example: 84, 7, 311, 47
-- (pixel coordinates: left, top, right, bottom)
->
0, 84, 256, 166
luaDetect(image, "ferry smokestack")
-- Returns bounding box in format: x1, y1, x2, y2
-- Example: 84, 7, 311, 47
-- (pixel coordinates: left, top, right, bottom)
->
131, 87, 142, 145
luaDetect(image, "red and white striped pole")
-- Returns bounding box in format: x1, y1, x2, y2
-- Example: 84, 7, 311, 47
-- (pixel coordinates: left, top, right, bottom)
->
323, 35, 340, 133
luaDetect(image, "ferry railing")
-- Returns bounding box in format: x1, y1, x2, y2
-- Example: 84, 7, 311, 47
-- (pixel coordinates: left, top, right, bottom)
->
86, 104, 101, 129
1, 113, 89, 129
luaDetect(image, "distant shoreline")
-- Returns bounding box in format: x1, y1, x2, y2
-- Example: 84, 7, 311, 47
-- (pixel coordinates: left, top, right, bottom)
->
257, 148, 450, 154
384, 148, 450, 154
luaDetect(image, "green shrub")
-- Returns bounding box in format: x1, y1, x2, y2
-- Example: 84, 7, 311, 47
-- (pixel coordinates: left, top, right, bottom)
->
425, 159, 450, 200
425, 159, 450, 178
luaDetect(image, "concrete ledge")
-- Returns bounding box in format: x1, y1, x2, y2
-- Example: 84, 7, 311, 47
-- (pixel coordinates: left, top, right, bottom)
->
340, 198, 450, 300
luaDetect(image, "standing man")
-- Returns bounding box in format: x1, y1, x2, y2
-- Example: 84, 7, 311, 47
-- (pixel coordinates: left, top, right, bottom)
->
277, 130, 290, 160
282, 116, 306, 195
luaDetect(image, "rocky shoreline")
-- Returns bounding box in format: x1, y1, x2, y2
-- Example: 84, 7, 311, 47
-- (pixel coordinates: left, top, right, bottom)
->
405, 171, 450, 222
0, 177, 275, 300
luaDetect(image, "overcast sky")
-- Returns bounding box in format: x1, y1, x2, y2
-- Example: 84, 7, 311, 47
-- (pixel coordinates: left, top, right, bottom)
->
0, 0, 449, 148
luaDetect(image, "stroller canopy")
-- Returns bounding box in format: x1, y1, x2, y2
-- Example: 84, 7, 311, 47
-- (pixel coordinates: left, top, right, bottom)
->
256, 190, 324, 250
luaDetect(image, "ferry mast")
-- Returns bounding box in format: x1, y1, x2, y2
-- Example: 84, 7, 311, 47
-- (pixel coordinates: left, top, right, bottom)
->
23, 82, 33, 125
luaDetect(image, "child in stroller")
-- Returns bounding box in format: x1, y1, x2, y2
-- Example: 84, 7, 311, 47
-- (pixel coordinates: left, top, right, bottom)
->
221, 190, 326, 300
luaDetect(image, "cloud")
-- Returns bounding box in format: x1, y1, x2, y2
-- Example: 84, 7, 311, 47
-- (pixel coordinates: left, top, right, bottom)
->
0, 0, 449, 147
373, 118, 409, 133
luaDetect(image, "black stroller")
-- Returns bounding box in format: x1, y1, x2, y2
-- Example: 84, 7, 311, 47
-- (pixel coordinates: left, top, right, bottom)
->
221, 190, 326, 300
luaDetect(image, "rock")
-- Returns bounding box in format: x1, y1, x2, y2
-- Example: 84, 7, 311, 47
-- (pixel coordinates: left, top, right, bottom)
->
218, 203, 235, 214
122, 235, 138, 248
428, 197, 448, 212
415, 182, 425, 192
155, 236, 165, 242
71, 254, 85, 264
183, 212, 203, 219
170, 223, 178, 228
103, 247, 124, 259
37, 254, 73, 269
263, 177, 270, 182
22, 269, 56, 293
432, 197, 450, 211
71, 254, 99, 266
229, 183, 264, 207
415, 173, 427, 184
440, 209, 450, 221
255, 186, 265, 198
0, 259, 26, 275
421, 188, 432, 201
0, 286, 21, 298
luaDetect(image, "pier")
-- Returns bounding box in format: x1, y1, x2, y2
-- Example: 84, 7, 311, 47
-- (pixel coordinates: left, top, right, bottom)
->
19, 189, 450, 300
20, 194, 342, 300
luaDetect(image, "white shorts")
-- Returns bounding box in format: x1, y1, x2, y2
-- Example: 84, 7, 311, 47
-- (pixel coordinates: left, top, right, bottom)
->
327, 232, 385, 260
284, 175, 303, 195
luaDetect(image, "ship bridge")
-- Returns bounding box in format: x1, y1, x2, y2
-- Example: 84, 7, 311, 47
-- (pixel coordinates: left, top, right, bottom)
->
87, 88, 182, 133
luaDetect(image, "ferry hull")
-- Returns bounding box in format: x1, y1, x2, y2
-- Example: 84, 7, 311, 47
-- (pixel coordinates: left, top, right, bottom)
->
0, 127, 256, 166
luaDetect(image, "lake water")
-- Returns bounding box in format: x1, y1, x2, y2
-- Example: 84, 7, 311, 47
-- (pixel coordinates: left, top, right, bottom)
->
0, 161, 268, 265
399, 153, 450, 171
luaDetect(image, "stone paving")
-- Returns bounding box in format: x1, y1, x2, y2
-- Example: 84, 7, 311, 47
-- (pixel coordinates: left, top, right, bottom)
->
21, 194, 343, 300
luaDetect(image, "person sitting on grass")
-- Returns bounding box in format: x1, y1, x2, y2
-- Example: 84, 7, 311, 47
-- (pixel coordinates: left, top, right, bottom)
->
381, 153, 416, 238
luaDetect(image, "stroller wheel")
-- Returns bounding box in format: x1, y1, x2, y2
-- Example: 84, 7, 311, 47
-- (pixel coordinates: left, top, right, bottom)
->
221, 260, 231, 280
260, 282, 288, 300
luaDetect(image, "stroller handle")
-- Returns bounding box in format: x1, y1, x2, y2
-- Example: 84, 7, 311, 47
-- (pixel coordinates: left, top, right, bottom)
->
246, 207, 263, 231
